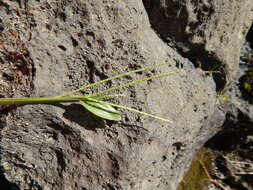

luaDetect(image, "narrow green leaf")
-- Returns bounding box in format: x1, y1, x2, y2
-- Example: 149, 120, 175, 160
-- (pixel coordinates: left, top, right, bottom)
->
80, 100, 121, 121
217, 95, 241, 105
86, 97, 173, 123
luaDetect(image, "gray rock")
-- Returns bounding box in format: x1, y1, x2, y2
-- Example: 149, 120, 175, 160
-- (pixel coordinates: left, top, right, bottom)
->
218, 39, 253, 124
143, 0, 253, 82
0, 0, 251, 190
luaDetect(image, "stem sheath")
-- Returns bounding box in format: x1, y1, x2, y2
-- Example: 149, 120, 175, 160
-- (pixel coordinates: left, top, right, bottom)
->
0, 96, 88, 105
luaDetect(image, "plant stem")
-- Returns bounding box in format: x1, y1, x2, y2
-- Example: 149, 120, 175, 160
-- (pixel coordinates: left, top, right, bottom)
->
0, 93, 127, 106
217, 95, 241, 105
0, 96, 88, 105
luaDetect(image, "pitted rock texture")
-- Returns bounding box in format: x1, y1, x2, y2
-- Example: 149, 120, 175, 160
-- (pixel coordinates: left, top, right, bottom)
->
0, 0, 252, 190
143, 0, 253, 84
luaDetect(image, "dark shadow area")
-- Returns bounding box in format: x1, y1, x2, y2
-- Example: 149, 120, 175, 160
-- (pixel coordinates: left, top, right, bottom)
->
0, 167, 20, 190
222, 177, 249, 190
242, 175, 253, 189
205, 110, 253, 189
1, 102, 106, 131
238, 22, 253, 103
118, 122, 148, 132
206, 111, 252, 152
142, 0, 189, 43
239, 87, 253, 104
142, 0, 227, 92
180, 46, 227, 92
246, 21, 253, 48
55, 103, 106, 130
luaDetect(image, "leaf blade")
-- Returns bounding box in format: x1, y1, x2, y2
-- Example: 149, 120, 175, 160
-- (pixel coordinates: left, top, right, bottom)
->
86, 97, 173, 123
80, 100, 121, 121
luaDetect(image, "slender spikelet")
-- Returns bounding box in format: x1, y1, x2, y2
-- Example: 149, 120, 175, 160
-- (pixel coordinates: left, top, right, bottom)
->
0, 62, 181, 122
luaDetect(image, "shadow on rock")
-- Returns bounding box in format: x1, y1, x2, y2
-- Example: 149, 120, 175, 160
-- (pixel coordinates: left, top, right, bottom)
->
54, 103, 106, 130
0, 167, 20, 190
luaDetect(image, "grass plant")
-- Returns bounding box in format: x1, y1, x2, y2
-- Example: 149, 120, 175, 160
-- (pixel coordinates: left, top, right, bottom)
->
217, 87, 241, 105
0, 62, 183, 123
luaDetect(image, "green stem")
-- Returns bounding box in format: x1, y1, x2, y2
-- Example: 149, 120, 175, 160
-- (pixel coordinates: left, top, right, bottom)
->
0, 96, 88, 105
0, 93, 126, 106
217, 95, 241, 105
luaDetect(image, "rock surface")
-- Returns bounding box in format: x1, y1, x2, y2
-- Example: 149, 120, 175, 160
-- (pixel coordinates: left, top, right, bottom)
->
0, 0, 252, 190
204, 24, 253, 190
143, 0, 253, 85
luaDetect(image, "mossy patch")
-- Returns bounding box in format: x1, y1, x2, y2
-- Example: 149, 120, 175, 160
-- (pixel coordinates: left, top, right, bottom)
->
177, 147, 215, 190
240, 66, 253, 96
